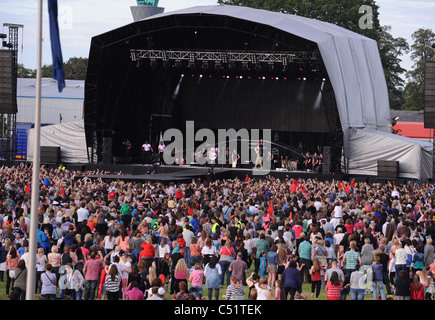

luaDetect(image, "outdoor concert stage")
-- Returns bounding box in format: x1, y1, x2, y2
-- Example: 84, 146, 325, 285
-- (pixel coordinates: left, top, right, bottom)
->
71, 163, 347, 184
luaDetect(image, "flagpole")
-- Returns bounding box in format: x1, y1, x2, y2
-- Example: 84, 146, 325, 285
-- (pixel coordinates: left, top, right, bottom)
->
26, 0, 43, 300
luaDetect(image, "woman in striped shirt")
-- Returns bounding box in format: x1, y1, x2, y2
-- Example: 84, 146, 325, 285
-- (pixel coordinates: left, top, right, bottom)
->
105, 264, 122, 300
223, 276, 245, 300
325, 271, 342, 300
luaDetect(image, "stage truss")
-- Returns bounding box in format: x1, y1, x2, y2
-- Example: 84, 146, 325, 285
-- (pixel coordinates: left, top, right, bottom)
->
130, 49, 322, 70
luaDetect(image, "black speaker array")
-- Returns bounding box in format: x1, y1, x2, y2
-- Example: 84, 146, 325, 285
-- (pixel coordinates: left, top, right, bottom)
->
424, 61, 435, 128
0, 49, 17, 114
40, 146, 61, 164
322, 146, 331, 174
378, 160, 399, 179
102, 137, 112, 164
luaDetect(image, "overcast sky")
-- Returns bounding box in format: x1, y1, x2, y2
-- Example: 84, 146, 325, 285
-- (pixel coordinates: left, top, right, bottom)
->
1, 0, 434, 75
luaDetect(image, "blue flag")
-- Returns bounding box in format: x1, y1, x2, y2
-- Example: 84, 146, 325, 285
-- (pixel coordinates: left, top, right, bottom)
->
48, 0, 65, 92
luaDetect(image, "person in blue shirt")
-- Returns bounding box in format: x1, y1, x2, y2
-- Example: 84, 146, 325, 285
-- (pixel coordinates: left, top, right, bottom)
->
37, 228, 51, 255
190, 214, 198, 231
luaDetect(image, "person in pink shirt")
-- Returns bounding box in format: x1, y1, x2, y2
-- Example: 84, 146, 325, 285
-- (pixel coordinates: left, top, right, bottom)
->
83, 250, 104, 300
189, 263, 204, 298
124, 281, 145, 300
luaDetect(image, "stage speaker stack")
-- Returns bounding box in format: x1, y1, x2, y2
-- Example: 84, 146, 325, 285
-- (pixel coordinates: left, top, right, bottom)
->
424, 60, 435, 179
102, 137, 112, 164
424, 61, 435, 128
40, 146, 61, 164
0, 50, 18, 114
322, 146, 331, 174
377, 160, 399, 179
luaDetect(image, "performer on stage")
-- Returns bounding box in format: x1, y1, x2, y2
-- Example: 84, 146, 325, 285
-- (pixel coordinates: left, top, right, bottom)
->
158, 141, 165, 165
312, 152, 319, 172
141, 140, 153, 164
123, 139, 132, 164
208, 144, 217, 169
254, 144, 262, 169
303, 152, 312, 171
317, 153, 323, 172
231, 149, 240, 168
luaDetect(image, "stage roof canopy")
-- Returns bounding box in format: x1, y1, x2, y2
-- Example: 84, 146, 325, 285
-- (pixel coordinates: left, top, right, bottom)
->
85, 4, 392, 164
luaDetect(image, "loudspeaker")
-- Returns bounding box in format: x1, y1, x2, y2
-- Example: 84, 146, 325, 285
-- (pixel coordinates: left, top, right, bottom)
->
378, 160, 399, 179
424, 61, 435, 128
40, 146, 60, 163
322, 146, 331, 174
102, 137, 112, 164
0, 50, 17, 114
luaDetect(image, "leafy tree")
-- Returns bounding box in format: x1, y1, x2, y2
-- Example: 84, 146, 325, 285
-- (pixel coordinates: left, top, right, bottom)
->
63, 57, 88, 80
41, 64, 53, 78
377, 25, 409, 110
402, 28, 435, 110
17, 63, 36, 78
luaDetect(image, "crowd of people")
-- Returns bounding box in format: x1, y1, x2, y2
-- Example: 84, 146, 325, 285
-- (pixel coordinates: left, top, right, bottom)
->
1, 162, 435, 301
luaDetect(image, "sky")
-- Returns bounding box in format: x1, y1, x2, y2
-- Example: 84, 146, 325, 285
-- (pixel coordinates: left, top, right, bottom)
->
1, 0, 434, 76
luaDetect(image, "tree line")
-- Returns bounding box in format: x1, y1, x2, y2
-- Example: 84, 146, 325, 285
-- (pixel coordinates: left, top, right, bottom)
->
17, 56, 88, 82
18, 0, 435, 111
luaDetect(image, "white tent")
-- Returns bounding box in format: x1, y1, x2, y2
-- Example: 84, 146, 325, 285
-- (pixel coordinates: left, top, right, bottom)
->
144, 5, 392, 154
348, 128, 433, 181
27, 120, 88, 163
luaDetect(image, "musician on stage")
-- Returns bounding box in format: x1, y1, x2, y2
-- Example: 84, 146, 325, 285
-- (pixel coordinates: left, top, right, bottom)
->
231, 149, 240, 168
157, 141, 165, 165
141, 140, 153, 164
254, 144, 263, 169
303, 152, 312, 171
123, 139, 132, 164
312, 152, 319, 172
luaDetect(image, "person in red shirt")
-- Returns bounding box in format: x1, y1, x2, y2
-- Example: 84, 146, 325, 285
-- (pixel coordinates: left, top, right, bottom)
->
325, 271, 342, 300
139, 238, 156, 270
410, 274, 425, 300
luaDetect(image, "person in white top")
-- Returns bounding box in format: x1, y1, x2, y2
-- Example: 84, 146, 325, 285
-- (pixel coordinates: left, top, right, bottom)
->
158, 141, 166, 165
141, 141, 153, 164
394, 243, 408, 282
76, 202, 89, 226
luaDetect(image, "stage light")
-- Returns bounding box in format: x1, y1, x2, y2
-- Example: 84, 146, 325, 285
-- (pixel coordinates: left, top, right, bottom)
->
276, 77, 279, 80
199, 74, 203, 78
192, 74, 195, 77
298, 78, 301, 80
303, 77, 306, 81
283, 77, 287, 80
240, 76, 243, 79
227, 76, 230, 79
262, 76, 265, 80
181, 74, 185, 77
322, 78, 326, 82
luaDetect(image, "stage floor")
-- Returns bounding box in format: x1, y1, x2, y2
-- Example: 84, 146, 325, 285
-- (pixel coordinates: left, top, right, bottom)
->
72, 163, 348, 183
